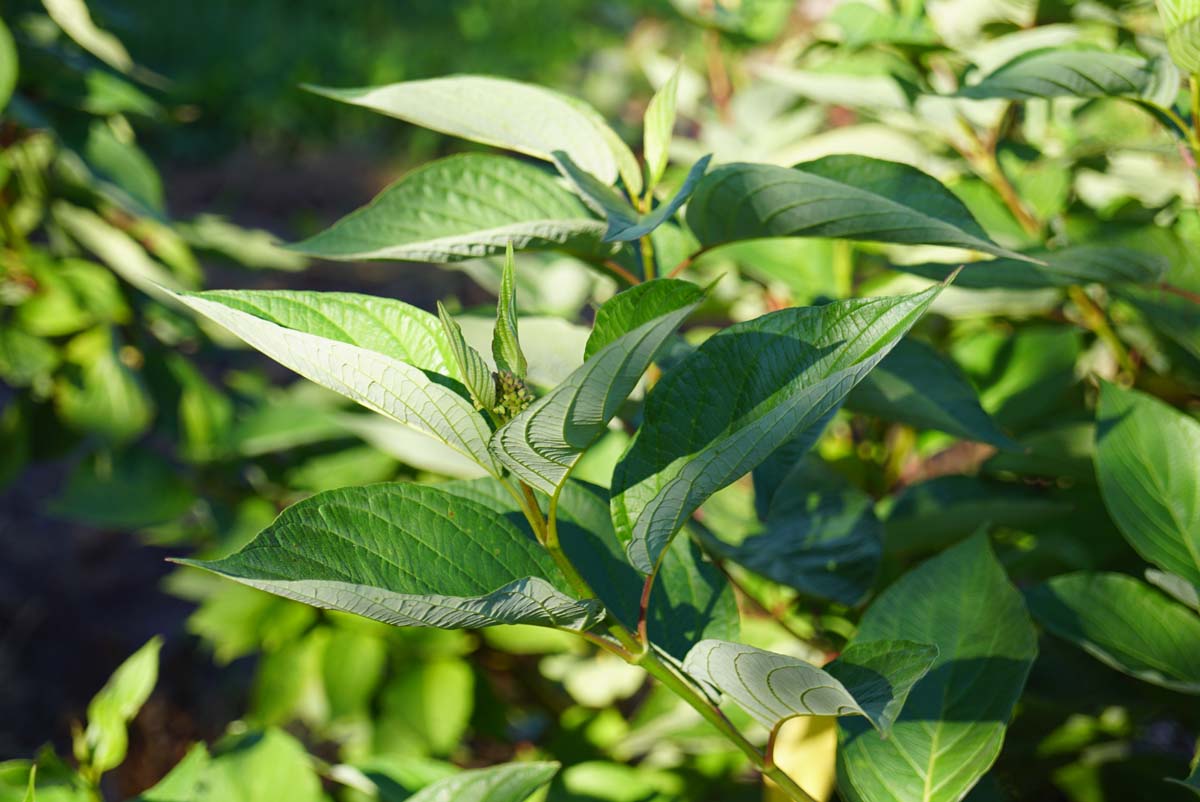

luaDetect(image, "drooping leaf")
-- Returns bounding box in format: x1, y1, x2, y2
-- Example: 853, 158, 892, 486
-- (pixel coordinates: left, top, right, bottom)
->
686, 156, 1028, 260
1028, 572, 1200, 694
490, 283, 703, 494
837, 535, 1038, 802
644, 65, 681, 190
1095, 383, 1200, 586
613, 285, 945, 574
174, 291, 499, 474
307, 77, 620, 183
492, 243, 527, 377
42, 0, 133, 73
707, 456, 882, 605
958, 48, 1180, 105
897, 246, 1169, 290
584, 278, 705, 360
437, 303, 497, 414
77, 637, 161, 775
683, 639, 937, 735
291, 154, 605, 262
406, 761, 560, 802
555, 151, 712, 243
1159, 0, 1200, 73
177, 483, 603, 631
848, 338, 1019, 449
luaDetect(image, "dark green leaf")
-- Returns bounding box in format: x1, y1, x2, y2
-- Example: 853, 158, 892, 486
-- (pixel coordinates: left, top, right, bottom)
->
584, 279, 705, 360
897, 246, 1168, 290
957, 49, 1180, 104
492, 243, 527, 377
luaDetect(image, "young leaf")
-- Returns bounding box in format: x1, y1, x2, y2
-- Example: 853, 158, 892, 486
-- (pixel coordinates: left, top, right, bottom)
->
78, 637, 161, 775
437, 303, 497, 414
555, 151, 712, 243
492, 244, 527, 377
584, 278, 706, 360
897, 246, 1168, 290
847, 338, 1019, 450
1095, 383, 1200, 586
406, 761, 560, 802
177, 483, 604, 631
306, 76, 620, 183
683, 639, 937, 735
686, 157, 1029, 261
1159, 0, 1200, 73
174, 291, 500, 474
706, 456, 882, 606
291, 154, 606, 263
644, 65, 681, 190
1028, 572, 1200, 694
490, 282, 703, 494
958, 48, 1180, 105
612, 285, 945, 575
837, 535, 1038, 802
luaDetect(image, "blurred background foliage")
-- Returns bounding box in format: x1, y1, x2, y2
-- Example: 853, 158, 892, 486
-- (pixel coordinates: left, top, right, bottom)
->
1, 0, 1199, 800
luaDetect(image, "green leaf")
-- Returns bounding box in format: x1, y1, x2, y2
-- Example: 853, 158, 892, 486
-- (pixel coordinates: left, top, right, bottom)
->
42, 0, 133, 73
1146, 568, 1200, 612
174, 290, 499, 474
958, 48, 1180, 104
1028, 572, 1200, 694
490, 283, 702, 494
584, 279, 706, 360
177, 483, 604, 631
555, 151, 712, 243
406, 762, 560, 802
683, 639, 937, 735
437, 303, 497, 414
492, 243, 527, 377
1170, 742, 1200, 795
55, 328, 154, 444
291, 154, 605, 262
0, 18, 16, 113
848, 338, 1019, 449
644, 65, 681, 190
708, 456, 882, 605
686, 157, 1027, 261
131, 743, 209, 802
837, 535, 1038, 802
53, 203, 186, 298
377, 658, 474, 756
1095, 383, 1200, 586
1159, 0, 1200, 73
307, 76, 620, 183
201, 729, 322, 802
897, 246, 1169, 290
613, 285, 945, 575
79, 637, 161, 775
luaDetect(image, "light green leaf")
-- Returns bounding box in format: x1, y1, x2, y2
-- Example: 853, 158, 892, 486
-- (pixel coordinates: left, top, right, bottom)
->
707, 456, 882, 605
291, 154, 605, 263
1095, 383, 1200, 586
837, 535, 1038, 802
201, 729, 322, 802
1146, 568, 1200, 612
131, 743, 209, 802
584, 278, 705, 360
1028, 572, 1200, 694
55, 328, 154, 444
339, 414, 489, 479
644, 65, 681, 190
437, 303, 497, 414
491, 282, 702, 494
177, 483, 604, 631
556, 151, 711, 243
613, 285, 944, 575
53, 203, 186, 299
492, 243, 527, 377
0, 18, 16, 113
407, 762, 560, 802
686, 157, 1028, 261
958, 48, 1180, 105
174, 291, 499, 475
898, 246, 1168, 290
42, 0, 133, 73
683, 639, 937, 735
1159, 0, 1200, 73
177, 214, 307, 271
307, 76, 619, 183
79, 637, 161, 775
377, 658, 474, 756
848, 338, 1019, 450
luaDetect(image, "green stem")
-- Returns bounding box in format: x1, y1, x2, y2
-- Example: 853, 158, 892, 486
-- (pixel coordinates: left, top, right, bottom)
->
638, 649, 818, 802
1067, 285, 1136, 376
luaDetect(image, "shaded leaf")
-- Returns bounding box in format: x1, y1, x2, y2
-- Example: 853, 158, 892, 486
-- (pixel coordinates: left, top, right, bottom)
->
613, 285, 945, 574
837, 535, 1038, 802
407, 761, 560, 802
437, 303, 497, 414
898, 246, 1168, 290
958, 48, 1180, 105
178, 483, 603, 631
